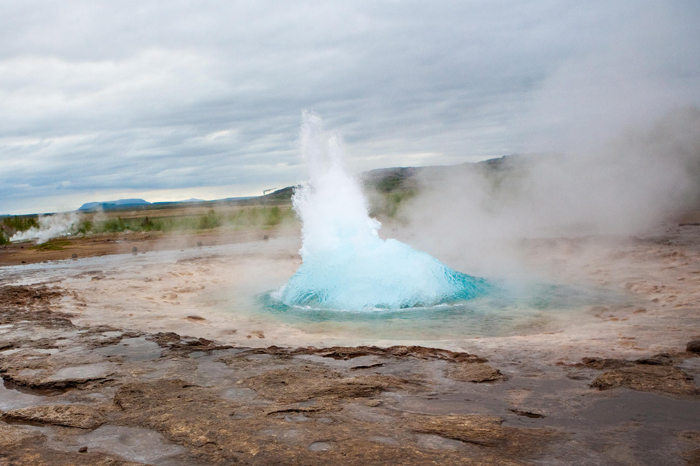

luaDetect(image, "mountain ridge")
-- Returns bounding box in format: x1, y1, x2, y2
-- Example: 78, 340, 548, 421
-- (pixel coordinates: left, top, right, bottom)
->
75, 155, 527, 212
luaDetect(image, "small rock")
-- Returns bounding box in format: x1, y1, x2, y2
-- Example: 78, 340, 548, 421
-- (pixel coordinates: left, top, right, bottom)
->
79, 446, 88, 453
636, 353, 673, 366
308, 441, 333, 451
71, 254, 77, 259
407, 414, 506, 447
580, 357, 629, 370
446, 362, 505, 383
687, 340, 700, 354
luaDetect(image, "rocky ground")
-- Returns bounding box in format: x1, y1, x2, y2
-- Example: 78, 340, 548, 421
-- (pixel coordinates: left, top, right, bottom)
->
2, 223, 700, 465
1, 284, 699, 465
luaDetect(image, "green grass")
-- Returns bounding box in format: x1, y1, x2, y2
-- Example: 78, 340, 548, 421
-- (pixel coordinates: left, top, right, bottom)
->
30, 239, 71, 251
102, 217, 128, 232
198, 210, 221, 230
77, 221, 93, 235
85, 206, 296, 235
228, 206, 295, 229
369, 189, 417, 218
2, 216, 39, 234
377, 175, 405, 193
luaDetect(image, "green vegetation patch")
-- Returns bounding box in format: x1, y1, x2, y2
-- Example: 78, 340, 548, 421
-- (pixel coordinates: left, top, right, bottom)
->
369, 189, 417, 219
2, 216, 39, 232
198, 210, 221, 230
83, 206, 297, 235
228, 206, 295, 229
30, 239, 71, 251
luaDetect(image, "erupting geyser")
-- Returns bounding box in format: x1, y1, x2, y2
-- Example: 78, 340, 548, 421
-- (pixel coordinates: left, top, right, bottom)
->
275, 112, 489, 311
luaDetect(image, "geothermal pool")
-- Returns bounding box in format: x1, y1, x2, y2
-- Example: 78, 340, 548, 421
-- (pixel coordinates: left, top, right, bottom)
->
263, 278, 625, 340
0, 236, 629, 347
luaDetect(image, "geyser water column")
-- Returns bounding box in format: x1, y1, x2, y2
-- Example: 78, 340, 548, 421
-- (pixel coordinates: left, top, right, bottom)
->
275, 112, 489, 311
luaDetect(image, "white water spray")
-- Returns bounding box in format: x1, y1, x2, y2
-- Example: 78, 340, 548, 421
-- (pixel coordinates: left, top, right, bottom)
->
276, 112, 488, 311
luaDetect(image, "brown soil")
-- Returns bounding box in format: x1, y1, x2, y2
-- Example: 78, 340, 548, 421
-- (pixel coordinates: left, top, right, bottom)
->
0, 226, 298, 266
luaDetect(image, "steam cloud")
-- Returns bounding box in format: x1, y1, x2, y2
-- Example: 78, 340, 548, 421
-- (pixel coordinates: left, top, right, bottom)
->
396, 107, 700, 277
11, 212, 82, 244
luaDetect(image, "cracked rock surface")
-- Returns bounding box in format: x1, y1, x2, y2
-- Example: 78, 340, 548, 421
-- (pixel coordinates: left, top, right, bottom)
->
3, 222, 700, 466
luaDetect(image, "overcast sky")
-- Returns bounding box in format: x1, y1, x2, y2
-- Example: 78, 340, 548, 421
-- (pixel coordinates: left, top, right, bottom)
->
1, 0, 699, 214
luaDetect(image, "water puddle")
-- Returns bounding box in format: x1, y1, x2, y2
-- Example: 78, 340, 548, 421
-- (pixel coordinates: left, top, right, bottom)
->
221, 387, 257, 402
69, 425, 186, 465
0, 379, 52, 410
368, 436, 399, 445
94, 336, 162, 362
308, 440, 333, 451
259, 428, 302, 444
2, 377, 69, 397
548, 390, 700, 430
258, 280, 629, 340
414, 434, 467, 451
44, 362, 114, 382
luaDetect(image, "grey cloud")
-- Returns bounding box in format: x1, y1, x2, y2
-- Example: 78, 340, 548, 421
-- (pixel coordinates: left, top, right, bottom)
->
0, 0, 699, 213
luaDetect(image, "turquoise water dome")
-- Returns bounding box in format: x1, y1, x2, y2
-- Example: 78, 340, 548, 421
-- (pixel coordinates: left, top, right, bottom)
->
279, 236, 489, 311
274, 112, 489, 311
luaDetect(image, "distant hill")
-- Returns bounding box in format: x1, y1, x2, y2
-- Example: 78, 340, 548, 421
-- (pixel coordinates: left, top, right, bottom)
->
359, 154, 555, 192
78, 199, 151, 211
81, 197, 213, 211
73, 156, 534, 213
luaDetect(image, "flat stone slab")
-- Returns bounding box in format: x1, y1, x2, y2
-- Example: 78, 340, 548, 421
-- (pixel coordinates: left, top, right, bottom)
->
0, 422, 45, 449
2, 404, 106, 429
446, 362, 505, 383
44, 363, 114, 383
592, 364, 700, 398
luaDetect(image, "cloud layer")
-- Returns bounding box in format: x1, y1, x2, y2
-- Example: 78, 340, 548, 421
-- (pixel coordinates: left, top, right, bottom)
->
1, 1, 699, 214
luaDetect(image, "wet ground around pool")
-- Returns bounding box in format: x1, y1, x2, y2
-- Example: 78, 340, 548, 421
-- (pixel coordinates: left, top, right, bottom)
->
0, 235, 632, 353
